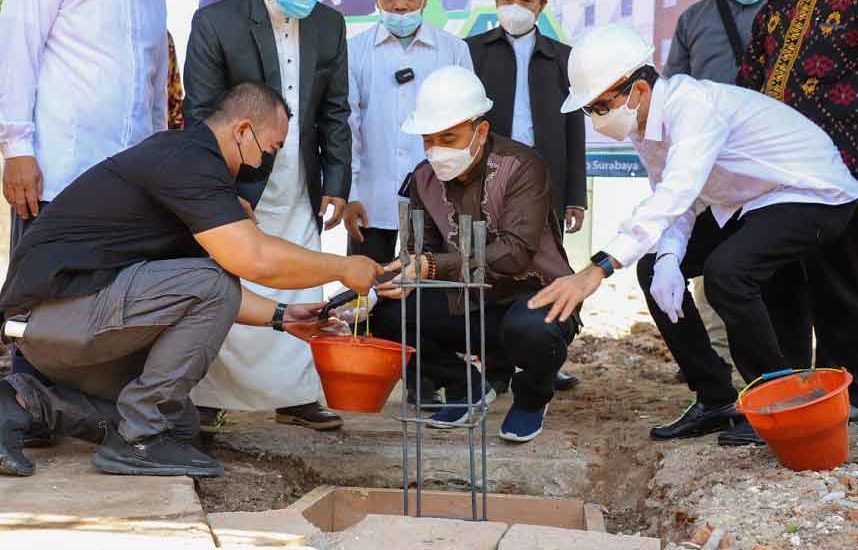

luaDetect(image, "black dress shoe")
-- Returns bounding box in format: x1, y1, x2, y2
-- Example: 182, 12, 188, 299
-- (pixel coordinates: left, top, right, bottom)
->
554, 372, 580, 392
717, 420, 765, 447
0, 381, 35, 476
650, 400, 742, 440
276, 402, 344, 431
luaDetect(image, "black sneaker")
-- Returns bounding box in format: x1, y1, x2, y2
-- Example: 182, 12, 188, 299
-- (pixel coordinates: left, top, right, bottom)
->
92, 427, 224, 477
198, 406, 227, 434
0, 380, 35, 476
650, 400, 742, 440
717, 419, 765, 447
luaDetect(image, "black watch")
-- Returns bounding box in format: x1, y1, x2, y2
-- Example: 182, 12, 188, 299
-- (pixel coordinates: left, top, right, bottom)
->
590, 251, 615, 278
271, 303, 288, 332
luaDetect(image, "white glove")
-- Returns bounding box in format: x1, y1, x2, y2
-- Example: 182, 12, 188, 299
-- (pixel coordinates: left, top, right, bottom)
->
650, 254, 686, 324
330, 287, 378, 324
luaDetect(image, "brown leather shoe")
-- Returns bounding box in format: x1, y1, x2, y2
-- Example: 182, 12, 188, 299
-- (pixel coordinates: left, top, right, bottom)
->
275, 402, 343, 431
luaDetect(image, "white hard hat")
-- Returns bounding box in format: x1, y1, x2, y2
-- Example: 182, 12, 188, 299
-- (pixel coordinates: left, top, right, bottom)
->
561, 24, 655, 113
401, 66, 494, 135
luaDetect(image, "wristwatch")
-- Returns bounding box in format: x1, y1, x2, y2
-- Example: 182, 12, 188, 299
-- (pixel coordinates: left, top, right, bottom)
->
270, 303, 288, 332
590, 251, 615, 278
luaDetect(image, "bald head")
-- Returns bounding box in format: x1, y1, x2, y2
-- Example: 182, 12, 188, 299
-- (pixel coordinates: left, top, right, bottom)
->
205, 82, 291, 179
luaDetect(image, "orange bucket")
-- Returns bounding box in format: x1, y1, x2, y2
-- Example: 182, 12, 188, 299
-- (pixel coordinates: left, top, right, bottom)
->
738, 369, 853, 471
309, 335, 414, 413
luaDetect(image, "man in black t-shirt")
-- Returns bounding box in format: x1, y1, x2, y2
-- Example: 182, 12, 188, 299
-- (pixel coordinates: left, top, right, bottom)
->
0, 83, 382, 478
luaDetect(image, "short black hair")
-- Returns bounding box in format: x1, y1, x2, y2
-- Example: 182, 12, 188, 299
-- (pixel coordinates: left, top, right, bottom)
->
627, 65, 660, 89
207, 82, 292, 128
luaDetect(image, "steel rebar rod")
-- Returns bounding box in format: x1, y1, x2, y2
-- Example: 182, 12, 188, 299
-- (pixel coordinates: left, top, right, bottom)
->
458, 215, 478, 522
398, 202, 411, 516
412, 209, 425, 517
473, 221, 489, 521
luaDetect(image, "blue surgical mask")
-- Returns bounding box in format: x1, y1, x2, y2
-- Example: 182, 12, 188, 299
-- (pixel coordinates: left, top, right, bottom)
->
276, 0, 317, 19
380, 9, 423, 38
733, 0, 761, 5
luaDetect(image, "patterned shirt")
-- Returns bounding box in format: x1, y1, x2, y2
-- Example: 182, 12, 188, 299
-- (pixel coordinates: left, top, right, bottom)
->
737, 0, 858, 177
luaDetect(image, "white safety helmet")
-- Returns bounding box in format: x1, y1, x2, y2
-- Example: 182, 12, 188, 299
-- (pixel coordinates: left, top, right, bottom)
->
401, 66, 494, 135
561, 24, 655, 114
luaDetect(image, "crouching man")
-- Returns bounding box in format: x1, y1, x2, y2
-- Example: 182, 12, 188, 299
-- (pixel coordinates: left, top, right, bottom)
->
372, 66, 579, 443
0, 83, 381, 478
529, 25, 858, 447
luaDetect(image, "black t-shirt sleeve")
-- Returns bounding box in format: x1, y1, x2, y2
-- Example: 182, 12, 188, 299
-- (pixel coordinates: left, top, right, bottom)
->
148, 151, 248, 234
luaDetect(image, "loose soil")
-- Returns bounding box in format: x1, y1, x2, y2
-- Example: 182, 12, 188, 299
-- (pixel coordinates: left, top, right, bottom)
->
195, 319, 858, 549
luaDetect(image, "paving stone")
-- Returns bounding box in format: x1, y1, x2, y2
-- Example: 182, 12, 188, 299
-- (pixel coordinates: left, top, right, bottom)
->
208, 508, 321, 547
330, 514, 508, 550
0, 440, 215, 549
498, 524, 662, 550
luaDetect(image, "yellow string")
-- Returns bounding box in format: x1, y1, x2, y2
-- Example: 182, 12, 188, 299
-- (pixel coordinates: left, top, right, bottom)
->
365, 295, 371, 337
353, 295, 361, 339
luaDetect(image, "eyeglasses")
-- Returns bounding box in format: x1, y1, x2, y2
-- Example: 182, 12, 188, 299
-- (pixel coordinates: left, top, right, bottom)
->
583, 80, 634, 117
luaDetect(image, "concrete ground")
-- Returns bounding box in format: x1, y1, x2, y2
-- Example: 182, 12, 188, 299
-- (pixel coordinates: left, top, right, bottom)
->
0, 440, 215, 550
0, 440, 659, 550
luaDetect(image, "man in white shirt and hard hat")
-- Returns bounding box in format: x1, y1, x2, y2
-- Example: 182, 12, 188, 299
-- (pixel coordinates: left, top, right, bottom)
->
529, 24, 858, 447
372, 66, 578, 443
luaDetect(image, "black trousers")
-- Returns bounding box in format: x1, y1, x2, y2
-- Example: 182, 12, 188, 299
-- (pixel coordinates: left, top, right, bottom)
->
637, 202, 857, 406
372, 289, 577, 410
347, 227, 399, 264
9, 203, 52, 384
765, 213, 858, 404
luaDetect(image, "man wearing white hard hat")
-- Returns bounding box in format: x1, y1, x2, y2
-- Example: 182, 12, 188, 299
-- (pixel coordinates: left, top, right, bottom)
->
529, 24, 858, 446
372, 66, 578, 443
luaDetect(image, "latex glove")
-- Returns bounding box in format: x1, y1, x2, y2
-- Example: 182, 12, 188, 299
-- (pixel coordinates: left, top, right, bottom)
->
330, 287, 378, 324
651, 254, 686, 323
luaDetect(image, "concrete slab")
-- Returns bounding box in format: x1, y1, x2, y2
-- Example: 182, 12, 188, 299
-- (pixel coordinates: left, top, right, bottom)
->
0, 440, 215, 549
498, 524, 662, 550
208, 508, 320, 547
210, 399, 589, 499
330, 514, 508, 550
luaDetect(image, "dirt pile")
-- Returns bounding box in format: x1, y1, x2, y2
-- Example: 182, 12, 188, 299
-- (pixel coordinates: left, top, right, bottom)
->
652, 442, 858, 549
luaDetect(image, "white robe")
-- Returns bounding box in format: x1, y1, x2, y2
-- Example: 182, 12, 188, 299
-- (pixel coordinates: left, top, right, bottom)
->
190, 8, 322, 410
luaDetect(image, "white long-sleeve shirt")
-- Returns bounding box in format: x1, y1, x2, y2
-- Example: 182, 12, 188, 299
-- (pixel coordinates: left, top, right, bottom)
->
603, 75, 858, 268
347, 23, 472, 230
0, 0, 168, 201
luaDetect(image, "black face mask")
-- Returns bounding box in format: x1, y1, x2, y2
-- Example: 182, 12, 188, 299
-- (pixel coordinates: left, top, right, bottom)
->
236, 125, 275, 183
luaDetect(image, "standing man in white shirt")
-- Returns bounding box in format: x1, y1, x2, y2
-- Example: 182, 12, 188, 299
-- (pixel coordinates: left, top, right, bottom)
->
529, 24, 858, 447
466, 0, 587, 395
0, 0, 168, 385
342, 0, 472, 265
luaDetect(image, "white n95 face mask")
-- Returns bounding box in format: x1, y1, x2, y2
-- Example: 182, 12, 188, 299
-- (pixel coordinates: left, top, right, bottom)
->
591, 96, 639, 141
426, 128, 481, 181
497, 4, 536, 37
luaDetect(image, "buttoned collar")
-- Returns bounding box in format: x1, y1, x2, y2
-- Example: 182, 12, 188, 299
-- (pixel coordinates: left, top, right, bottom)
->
484, 26, 555, 59
374, 21, 436, 48
642, 77, 667, 143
